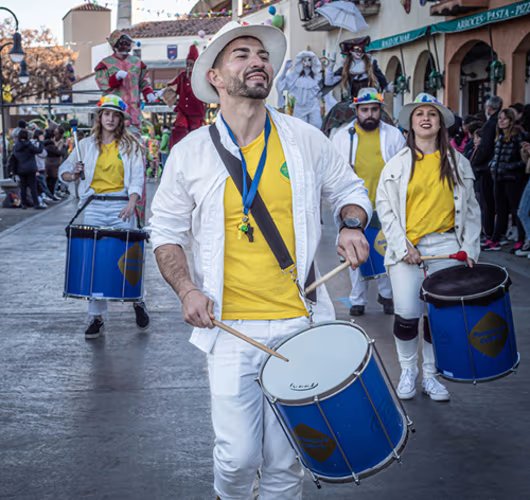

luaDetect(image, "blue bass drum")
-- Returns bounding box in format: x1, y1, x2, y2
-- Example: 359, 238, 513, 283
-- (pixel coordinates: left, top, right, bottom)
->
421, 263, 519, 383
359, 219, 387, 280
64, 225, 147, 301
258, 322, 413, 486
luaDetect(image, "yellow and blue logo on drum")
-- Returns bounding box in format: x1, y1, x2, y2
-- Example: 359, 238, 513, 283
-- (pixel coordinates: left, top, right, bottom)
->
469, 311, 508, 358
118, 243, 144, 286
293, 423, 336, 462
373, 229, 387, 257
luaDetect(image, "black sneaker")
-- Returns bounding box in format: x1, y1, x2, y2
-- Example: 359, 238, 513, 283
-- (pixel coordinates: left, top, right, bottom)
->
349, 305, 365, 316
85, 317, 104, 339
377, 294, 394, 315
134, 302, 150, 329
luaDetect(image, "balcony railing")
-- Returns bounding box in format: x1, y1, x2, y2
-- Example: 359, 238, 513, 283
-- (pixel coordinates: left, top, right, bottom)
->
298, 0, 381, 31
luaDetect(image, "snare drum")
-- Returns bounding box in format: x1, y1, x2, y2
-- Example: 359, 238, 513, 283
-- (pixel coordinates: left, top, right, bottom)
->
64, 225, 148, 301
421, 263, 520, 383
258, 321, 412, 485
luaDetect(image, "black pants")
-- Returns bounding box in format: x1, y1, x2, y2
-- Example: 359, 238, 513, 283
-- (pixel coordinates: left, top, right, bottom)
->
477, 170, 495, 238
18, 172, 40, 208
492, 173, 528, 242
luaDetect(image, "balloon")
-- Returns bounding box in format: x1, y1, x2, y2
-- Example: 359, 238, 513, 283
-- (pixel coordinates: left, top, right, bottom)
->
198, 29, 206, 38
271, 14, 284, 29
268, 6, 276, 15
264, 18, 273, 25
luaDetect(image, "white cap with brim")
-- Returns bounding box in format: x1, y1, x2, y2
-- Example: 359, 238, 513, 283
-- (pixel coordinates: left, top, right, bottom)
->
191, 21, 287, 104
398, 92, 455, 130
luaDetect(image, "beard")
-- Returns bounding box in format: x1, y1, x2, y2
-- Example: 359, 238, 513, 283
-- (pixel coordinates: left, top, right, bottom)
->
226, 69, 272, 99
358, 117, 380, 131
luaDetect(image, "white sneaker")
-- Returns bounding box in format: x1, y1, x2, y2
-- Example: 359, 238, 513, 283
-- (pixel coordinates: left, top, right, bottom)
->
422, 376, 450, 401
396, 368, 418, 400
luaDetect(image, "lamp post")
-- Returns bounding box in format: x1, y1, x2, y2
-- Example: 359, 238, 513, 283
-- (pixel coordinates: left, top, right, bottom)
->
0, 7, 25, 177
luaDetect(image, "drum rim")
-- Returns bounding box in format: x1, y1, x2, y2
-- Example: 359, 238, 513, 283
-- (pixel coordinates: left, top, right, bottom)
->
67, 224, 147, 235
63, 292, 144, 302
259, 320, 373, 406
421, 263, 509, 302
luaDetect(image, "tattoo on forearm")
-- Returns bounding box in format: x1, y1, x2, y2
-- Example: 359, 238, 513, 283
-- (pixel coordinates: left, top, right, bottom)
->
154, 244, 194, 299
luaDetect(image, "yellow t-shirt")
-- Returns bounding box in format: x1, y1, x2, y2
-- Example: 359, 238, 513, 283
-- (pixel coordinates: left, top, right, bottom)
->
406, 151, 455, 245
222, 121, 307, 320
354, 123, 385, 205
90, 141, 125, 194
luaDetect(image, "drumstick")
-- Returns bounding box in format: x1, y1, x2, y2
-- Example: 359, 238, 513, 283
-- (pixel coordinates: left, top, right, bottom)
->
420, 251, 468, 262
69, 119, 85, 180
212, 319, 289, 362
304, 260, 351, 295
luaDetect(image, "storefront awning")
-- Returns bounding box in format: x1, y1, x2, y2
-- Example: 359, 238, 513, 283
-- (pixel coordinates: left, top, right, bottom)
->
430, 0, 530, 34
366, 27, 428, 52
367, 0, 530, 51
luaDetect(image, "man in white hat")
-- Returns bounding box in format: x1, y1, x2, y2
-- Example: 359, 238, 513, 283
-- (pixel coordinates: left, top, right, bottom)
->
332, 88, 405, 317
150, 21, 372, 498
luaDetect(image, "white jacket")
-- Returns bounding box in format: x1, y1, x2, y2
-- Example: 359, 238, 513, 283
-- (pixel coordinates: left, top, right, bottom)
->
332, 120, 406, 167
149, 106, 372, 353
58, 136, 144, 204
376, 147, 481, 266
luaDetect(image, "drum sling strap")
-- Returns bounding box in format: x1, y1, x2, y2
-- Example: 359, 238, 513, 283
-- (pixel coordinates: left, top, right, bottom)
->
66, 194, 142, 230
209, 124, 317, 303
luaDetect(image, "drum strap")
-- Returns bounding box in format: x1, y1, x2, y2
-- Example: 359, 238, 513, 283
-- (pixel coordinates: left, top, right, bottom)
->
66, 194, 142, 230
209, 124, 317, 303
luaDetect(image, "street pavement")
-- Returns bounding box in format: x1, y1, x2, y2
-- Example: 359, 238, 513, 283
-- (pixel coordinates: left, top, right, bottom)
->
0, 185, 529, 499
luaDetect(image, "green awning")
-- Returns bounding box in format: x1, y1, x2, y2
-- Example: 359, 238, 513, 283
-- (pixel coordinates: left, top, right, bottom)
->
366, 27, 428, 52
367, 0, 530, 52
431, 0, 530, 34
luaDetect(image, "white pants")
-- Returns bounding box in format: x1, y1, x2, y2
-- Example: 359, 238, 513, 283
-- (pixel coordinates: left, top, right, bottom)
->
349, 267, 392, 306
293, 104, 322, 129
388, 232, 462, 377
82, 197, 136, 318
208, 317, 308, 500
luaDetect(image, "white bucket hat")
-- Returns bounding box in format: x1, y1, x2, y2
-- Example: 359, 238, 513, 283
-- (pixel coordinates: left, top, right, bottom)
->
398, 92, 454, 130
191, 21, 287, 104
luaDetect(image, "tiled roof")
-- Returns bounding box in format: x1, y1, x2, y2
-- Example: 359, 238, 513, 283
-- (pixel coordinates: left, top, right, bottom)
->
122, 17, 231, 39
63, 3, 111, 20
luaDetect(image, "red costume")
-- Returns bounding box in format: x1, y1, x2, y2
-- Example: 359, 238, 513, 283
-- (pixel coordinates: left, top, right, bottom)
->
168, 45, 206, 148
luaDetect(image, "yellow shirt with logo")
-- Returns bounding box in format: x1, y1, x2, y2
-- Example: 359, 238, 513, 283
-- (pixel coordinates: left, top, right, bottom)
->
90, 141, 125, 194
222, 121, 307, 320
354, 123, 385, 205
406, 151, 455, 245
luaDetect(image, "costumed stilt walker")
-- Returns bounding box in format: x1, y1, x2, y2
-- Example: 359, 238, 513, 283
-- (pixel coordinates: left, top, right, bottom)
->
275, 51, 323, 128
59, 96, 150, 338
325, 36, 390, 99
322, 36, 392, 137
332, 88, 405, 317
95, 30, 157, 226
161, 45, 206, 149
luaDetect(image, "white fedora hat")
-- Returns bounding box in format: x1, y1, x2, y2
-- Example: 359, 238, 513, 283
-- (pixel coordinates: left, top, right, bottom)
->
191, 21, 287, 104
398, 92, 454, 130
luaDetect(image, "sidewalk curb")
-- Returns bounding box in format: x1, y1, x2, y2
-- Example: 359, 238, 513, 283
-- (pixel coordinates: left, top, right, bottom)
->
0, 198, 75, 240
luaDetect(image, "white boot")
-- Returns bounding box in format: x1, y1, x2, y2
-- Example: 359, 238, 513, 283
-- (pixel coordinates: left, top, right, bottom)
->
394, 336, 419, 399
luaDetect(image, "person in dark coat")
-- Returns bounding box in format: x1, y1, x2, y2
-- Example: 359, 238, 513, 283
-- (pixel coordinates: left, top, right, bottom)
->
13, 129, 45, 209
472, 95, 503, 242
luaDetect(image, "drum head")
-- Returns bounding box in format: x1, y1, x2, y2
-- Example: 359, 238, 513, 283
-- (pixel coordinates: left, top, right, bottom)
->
260, 322, 369, 403
421, 263, 510, 306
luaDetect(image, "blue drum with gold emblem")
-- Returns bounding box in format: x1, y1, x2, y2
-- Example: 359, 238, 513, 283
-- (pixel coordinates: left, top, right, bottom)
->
64, 225, 147, 301
421, 263, 519, 383
258, 322, 412, 485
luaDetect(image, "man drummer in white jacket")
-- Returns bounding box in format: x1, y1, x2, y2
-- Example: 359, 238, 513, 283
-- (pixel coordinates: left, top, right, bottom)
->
332, 88, 405, 316
149, 21, 372, 500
